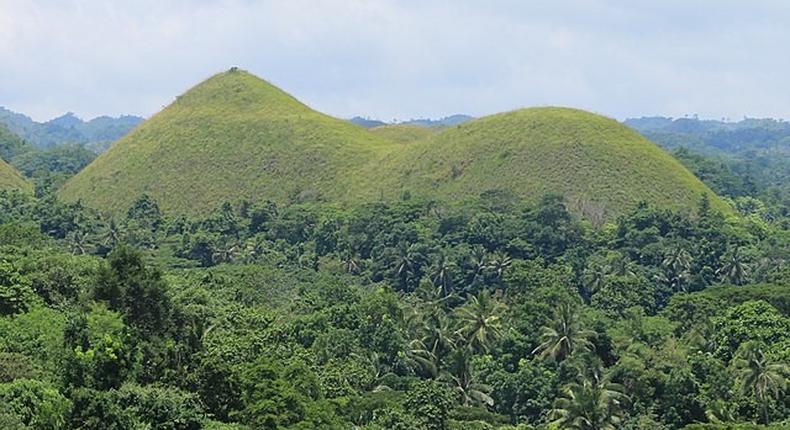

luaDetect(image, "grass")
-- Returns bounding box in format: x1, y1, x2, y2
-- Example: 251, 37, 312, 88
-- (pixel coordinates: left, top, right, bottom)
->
370, 124, 437, 144
59, 69, 397, 214
358, 107, 730, 218
0, 157, 31, 192
60, 70, 729, 219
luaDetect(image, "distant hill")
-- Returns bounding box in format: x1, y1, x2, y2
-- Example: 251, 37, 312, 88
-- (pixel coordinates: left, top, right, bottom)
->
0, 107, 143, 151
625, 116, 790, 200
401, 114, 474, 128
349, 116, 387, 128
61, 70, 727, 220
349, 114, 474, 129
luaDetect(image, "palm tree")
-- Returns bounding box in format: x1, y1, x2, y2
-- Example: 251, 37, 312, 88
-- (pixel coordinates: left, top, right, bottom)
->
99, 216, 123, 248
717, 247, 749, 285
454, 290, 507, 354
581, 262, 609, 300
608, 254, 636, 277
405, 305, 456, 378
430, 252, 455, 297
391, 244, 424, 291
212, 241, 238, 265
733, 342, 789, 424
441, 348, 494, 407
486, 252, 512, 280
533, 303, 595, 362
550, 370, 629, 430
659, 245, 692, 292
67, 230, 90, 255
469, 245, 489, 285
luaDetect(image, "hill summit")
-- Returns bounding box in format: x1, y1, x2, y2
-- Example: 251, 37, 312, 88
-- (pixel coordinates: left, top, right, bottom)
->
59, 69, 396, 214
60, 69, 727, 219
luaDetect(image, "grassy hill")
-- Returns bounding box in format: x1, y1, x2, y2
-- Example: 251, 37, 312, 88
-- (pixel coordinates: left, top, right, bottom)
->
0, 157, 32, 192
61, 70, 728, 219
362, 107, 729, 219
370, 124, 437, 144
59, 69, 398, 214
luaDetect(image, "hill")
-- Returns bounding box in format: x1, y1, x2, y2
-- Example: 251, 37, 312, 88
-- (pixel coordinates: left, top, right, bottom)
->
61, 71, 727, 219
0, 156, 32, 192
0, 107, 143, 151
370, 124, 437, 144
59, 69, 398, 214
364, 108, 729, 220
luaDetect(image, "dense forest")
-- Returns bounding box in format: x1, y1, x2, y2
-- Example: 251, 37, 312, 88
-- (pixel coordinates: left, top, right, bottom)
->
0, 134, 788, 429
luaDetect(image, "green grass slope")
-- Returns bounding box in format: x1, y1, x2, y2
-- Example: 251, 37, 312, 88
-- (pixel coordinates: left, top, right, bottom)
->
370, 124, 437, 144
60, 70, 728, 220
0, 158, 30, 192
360, 107, 729, 218
59, 69, 397, 214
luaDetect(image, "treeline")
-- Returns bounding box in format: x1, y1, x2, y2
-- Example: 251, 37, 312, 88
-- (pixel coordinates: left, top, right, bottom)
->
0, 187, 788, 429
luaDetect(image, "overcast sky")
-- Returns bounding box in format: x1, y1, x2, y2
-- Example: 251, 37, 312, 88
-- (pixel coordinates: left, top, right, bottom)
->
1, 0, 789, 122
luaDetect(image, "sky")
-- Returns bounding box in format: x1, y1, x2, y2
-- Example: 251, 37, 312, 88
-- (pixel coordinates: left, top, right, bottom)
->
1, 0, 789, 122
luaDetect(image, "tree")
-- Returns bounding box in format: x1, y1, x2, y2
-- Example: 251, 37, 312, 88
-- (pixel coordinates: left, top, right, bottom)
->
550, 368, 629, 430
126, 194, 163, 231
533, 303, 595, 362
404, 380, 454, 430
716, 247, 750, 285
0, 261, 35, 315
429, 252, 456, 297
93, 245, 172, 335
440, 348, 494, 407
486, 252, 512, 280
659, 245, 692, 292
581, 261, 608, 300
454, 290, 507, 354
733, 342, 789, 424
0, 379, 72, 430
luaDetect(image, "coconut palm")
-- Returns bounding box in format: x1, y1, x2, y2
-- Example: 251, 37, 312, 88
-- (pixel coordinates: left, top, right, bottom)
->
441, 348, 494, 407
211, 241, 238, 265
533, 303, 595, 362
99, 216, 123, 248
550, 371, 629, 430
469, 245, 489, 285
67, 230, 90, 255
717, 247, 749, 285
429, 252, 456, 296
454, 290, 507, 354
581, 261, 609, 300
659, 245, 692, 292
486, 252, 512, 280
391, 244, 425, 291
733, 342, 789, 424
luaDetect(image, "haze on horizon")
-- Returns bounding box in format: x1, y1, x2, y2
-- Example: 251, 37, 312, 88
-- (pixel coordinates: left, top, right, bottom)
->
1, 0, 789, 122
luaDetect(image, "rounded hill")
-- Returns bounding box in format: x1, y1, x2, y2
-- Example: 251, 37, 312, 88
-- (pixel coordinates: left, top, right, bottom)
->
59, 69, 397, 214
363, 107, 729, 218
60, 71, 728, 220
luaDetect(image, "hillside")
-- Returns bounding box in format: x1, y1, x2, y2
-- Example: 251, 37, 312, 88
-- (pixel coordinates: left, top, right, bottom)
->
61, 71, 727, 219
0, 156, 32, 192
59, 69, 398, 214
365, 108, 729, 219
370, 124, 437, 144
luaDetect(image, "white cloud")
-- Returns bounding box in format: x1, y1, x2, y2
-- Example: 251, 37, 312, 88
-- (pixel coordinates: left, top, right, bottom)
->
0, 0, 788, 121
